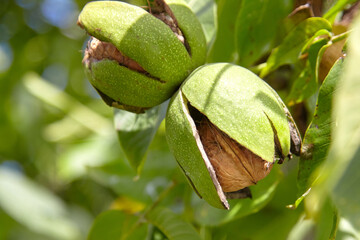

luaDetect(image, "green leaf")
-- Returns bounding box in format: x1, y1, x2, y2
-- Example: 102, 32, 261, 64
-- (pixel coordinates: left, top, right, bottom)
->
291, 196, 339, 240
286, 63, 315, 106
304, 16, 360, 232
323, 0, 358, 23
146, 207, 201, 240
235, 0, 292, 67
88, 210, 147, 240
297, 58, 344, 195
0, 167, 81, 240
115, 101, 168, 174
207, 0, 242, 62
213, 206, 301, 239
88, 123, 177, 205
286, 37, 330, 105
260, 17, 332, 77
300, 29, 332, 55
286, 214, 316, 240
193, 166, 282, 226
326, 15, 360, 231
207, 168, 302, 238
298, 18, 360, 236
287, 31, 347, 106
0, 209, 17, 240
314, 198, 339, 240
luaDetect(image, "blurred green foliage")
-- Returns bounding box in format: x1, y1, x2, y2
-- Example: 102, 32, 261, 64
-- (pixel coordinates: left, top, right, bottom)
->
0, 0, 359, 239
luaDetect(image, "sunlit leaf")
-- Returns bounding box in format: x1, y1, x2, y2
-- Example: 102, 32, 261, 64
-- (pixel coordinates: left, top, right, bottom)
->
260, 18, 332, 77
306, 16, 360, 233
88, 210, 147, 240
235, 0, 292, 67
0, 167, 81, 240
114, 101, 168, 174
146, 207, 201, 240
297, 58, 344, 194
328, 16, 360, 231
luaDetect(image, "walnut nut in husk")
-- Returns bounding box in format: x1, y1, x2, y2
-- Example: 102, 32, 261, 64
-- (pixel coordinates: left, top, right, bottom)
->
197, 117, 273, 193
77, 0, 206, 113
165, 63, 301, 209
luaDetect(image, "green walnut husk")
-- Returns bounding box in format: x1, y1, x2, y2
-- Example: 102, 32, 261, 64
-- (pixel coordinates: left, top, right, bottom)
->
166, 63, 301, 209
77, 0, 206, 113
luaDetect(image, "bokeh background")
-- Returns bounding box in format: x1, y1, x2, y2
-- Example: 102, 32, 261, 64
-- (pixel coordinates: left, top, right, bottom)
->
0, 0, 145, 239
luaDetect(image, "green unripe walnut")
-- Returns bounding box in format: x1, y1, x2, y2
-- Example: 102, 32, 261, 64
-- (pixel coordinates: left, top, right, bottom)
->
77, 0, 206, 113
165, 63, 301, 209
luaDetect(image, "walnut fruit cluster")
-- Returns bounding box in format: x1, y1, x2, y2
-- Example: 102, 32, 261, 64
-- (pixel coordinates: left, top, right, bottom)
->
78, 1, 301, 209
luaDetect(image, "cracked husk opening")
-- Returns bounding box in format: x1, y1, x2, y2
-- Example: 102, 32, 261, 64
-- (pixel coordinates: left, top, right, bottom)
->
82, 0, 191, 71
83, 37, 146, 73
147, 0, 191, 55
191, 106, 273, 193
82, 37, 149, 113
